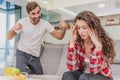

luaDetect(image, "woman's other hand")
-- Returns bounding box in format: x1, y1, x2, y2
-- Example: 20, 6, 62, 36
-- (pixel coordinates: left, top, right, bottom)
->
69, 25, 77, 47
88, 28, 102, 51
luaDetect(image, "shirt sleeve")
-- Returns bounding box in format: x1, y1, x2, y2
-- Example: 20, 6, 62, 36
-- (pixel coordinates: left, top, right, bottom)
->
90, 50, 104, 74
15, 19, 23, 34
46, 22, 55, 33
67, 42, 80, 71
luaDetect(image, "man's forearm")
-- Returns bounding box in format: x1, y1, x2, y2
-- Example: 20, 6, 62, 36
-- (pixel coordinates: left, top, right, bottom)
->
50, 27, 66, 40
59, 27, 66, 39
7, 28, 16, 40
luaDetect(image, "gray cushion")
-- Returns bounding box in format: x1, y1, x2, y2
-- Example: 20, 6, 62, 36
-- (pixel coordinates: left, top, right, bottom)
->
111, 64, 120, 80
40, 44, 64, 75
29, 75, 61, 80
113, 40, 120, 63
56, 44, 69, 76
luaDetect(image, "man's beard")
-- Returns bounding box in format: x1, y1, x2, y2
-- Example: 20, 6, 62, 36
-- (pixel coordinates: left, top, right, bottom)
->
30, 16, 40, 24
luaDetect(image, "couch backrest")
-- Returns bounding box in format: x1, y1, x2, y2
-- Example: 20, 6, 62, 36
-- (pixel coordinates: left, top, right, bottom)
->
113, 40, 120, 63
56, 44, 69, 76
40, 44, 65, 75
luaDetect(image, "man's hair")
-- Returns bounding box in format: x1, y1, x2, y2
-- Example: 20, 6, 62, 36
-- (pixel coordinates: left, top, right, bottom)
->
26, 2, 41, 14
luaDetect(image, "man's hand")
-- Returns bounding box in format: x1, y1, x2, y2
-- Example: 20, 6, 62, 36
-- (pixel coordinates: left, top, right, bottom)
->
58, 20, 66, 29
13, 23, 22, 33
7, 23, 22, 40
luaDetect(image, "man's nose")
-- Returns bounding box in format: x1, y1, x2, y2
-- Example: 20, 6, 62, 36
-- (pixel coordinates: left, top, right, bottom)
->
35, 14, 40, 18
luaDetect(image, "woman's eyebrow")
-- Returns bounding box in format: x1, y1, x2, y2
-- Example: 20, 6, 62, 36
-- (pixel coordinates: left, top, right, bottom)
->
77, 25, 87, 27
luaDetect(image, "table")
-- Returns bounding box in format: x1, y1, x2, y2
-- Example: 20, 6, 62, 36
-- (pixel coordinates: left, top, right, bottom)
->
0, 76, 41, 80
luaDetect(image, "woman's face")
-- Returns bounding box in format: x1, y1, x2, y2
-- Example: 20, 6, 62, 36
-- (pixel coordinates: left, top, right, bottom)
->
76, 20, 90, 40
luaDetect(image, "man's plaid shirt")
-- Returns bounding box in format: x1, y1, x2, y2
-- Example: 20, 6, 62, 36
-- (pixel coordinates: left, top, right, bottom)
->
67, 42, 112, 78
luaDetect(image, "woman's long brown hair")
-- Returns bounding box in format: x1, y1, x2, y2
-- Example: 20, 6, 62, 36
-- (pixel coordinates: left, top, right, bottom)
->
74, 10, 115, 62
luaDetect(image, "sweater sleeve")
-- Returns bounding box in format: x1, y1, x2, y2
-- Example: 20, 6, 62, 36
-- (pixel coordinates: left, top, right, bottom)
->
90, 50, 104, 74
66, 42, 80, 71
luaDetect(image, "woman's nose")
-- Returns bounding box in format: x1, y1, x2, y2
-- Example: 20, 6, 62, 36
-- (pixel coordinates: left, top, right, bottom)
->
79, 29, 84, 34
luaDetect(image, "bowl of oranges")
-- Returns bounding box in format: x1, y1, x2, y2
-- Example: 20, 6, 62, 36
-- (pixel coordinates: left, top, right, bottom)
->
4, 67, 28, 80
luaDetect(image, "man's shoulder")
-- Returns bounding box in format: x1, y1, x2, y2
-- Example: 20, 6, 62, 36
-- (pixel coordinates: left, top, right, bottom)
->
41, 18, 52, 23
20, 17, 29, 21
40, 19, 48, 23
40, 19, 51, 25
17, 17, 29, 26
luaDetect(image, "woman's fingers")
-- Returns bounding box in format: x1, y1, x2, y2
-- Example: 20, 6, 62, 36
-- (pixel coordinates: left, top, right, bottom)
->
71, 25, 76, 32
70, 25, 77, 42
70, 25, 77, 33
88, 28, 98, 43
88, 28, 93, 39
88, 28, 96, 38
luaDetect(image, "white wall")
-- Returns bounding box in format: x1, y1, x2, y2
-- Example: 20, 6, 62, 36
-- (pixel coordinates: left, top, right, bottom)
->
6, 0, 120, 44
21, 5, 28, 18
44, 30, 70, 44
6, 0, 28, 18
44, 26, 120, 44
103, 25, 120, 40
51, 0, 108, 10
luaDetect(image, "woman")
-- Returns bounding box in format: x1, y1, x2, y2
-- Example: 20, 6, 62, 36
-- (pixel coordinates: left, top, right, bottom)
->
62, 10, 115, 80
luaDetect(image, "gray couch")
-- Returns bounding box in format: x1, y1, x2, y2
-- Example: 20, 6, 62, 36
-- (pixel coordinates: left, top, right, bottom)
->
29, 44, 68, 80
28, 40, 120, 80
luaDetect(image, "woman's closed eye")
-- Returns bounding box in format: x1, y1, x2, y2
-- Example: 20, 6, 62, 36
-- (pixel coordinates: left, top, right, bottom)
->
82, 27, 87, 29
76, 26, 87, 29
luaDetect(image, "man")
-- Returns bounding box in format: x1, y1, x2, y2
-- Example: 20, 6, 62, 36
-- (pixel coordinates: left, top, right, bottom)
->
7, 2, 66, 74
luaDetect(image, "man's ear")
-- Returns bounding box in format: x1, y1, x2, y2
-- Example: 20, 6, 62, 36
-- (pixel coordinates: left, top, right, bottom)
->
40, 13, 43, 18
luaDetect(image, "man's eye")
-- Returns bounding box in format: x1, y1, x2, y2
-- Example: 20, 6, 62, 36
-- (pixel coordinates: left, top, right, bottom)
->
32, 13, 35, 15
37, 11, 40, 14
